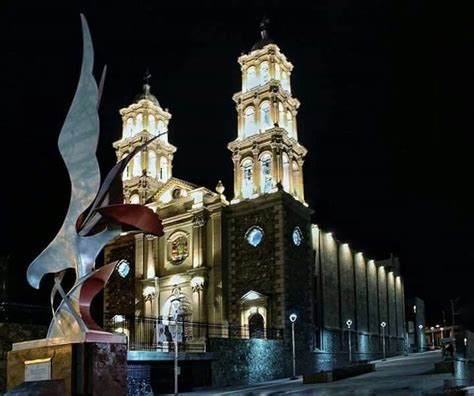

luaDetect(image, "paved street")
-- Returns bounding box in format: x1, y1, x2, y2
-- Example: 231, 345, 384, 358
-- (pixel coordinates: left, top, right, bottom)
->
187, 350, 452, 395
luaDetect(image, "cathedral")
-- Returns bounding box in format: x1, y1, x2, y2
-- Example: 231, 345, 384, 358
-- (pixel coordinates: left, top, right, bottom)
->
103, 21, 407, 389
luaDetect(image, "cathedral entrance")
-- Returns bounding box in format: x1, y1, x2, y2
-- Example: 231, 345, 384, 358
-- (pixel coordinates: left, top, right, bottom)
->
248, 313, 265, 339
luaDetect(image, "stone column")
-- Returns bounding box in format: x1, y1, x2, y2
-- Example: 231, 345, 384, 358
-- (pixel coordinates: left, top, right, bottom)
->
232, 152, 241, 200
167, 154, 173, 180
237, 107, 243, 139
288, 150, 294, 195
297, 158, 305, 201
254, 98, 261, 133
191, 279, 206, 338
292, 110, 299, 141
146, 235, 156, 279
252, 146, 260, 194
192, 214, 206, 269
271, 98, 279, 127
271, 142, 281, 184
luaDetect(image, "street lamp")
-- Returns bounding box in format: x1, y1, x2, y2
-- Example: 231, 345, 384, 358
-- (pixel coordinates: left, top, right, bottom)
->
381, 322, 387, 360
418, 325, 424, 351
346, 319, 353, 364
289, 313, 298, 380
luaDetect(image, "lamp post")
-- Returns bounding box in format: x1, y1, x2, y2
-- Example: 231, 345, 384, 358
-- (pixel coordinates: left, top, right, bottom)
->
381, 322, 387, 360
346, 319, 353, 364
289, 313, 298, 380
170, 285, 183, 396
418, 325, 424, 351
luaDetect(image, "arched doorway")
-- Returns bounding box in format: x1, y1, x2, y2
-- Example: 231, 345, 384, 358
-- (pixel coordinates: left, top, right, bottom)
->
249, 313, 265, 339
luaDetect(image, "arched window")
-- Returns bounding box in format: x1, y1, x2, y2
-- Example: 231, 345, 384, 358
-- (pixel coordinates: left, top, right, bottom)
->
246, 66, 257, 90
260, 101, 272, 131
260, 153, 273, 193
241, 159, 253, 198
130, 194, 140, 204
282, 153, 290, 192
148, 151, 157, 178
260, 61, 269, 85
249, 313, 265, 339
132, 153, 141, 177
121, 153, 129, 181
274, 63, 281, 81
125, 118, 133, 138
244, 106, 257, 137
148, 115, 156, 135
135, 114, 144, 134
286, 111, 294, 137
282, 71, 290, 92
160, 157, 169, 182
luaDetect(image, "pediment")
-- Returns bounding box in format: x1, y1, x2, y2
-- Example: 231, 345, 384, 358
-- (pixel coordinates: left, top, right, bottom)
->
151, 177, 198, 204
240, 290, 267, 302
151, 177, 219, 207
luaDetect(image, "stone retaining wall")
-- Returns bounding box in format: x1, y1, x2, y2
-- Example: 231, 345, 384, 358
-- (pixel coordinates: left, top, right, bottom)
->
209, 338, 285, 387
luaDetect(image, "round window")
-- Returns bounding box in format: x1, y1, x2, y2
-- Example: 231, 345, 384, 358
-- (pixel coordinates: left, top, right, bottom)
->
245, 226, 264, 247
117, 260, 130, 278
292, 227, 302, 246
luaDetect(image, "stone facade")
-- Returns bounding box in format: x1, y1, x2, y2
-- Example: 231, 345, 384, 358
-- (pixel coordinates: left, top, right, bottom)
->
210, 338, 285, 387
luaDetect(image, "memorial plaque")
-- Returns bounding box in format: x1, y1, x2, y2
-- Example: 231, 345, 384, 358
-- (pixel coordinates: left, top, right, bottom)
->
24, 358, 52, 382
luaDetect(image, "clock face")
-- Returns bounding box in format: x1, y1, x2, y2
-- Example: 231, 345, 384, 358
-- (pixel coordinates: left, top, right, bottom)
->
245, 226, 264, 247
292, 227, 302, 246
117, 260, 130, 278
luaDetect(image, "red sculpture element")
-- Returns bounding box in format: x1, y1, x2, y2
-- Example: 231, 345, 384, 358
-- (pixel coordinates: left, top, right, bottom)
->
96, 204, 164, 237
79, 261, 120, 331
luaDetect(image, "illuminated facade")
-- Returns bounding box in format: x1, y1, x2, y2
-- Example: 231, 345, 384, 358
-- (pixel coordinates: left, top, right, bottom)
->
104, 20, 408, 387
104, 82, 228, 351
228, 29, 306, 203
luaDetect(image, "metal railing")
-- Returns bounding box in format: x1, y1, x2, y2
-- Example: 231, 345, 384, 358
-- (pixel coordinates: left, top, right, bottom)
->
103, 313, 284, 353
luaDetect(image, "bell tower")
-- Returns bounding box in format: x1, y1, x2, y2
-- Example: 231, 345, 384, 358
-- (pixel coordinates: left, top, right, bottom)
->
113, 76, 176, 204
228, 18, 307, 204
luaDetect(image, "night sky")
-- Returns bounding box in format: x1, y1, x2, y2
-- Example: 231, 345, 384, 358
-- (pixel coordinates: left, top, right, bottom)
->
0, 1, 472, 325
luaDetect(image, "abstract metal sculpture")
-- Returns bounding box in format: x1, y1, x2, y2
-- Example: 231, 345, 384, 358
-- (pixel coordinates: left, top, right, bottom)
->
26, 15, 163, 338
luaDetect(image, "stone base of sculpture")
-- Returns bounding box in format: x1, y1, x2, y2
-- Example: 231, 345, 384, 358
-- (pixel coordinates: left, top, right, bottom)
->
6, 332, 127, 396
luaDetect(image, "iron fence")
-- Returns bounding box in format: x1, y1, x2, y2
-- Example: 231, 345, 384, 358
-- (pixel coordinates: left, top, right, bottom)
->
104, 313, 283, 352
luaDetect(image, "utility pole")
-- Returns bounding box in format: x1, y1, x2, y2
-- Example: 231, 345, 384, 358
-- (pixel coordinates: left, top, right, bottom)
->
450, 298, 457, 340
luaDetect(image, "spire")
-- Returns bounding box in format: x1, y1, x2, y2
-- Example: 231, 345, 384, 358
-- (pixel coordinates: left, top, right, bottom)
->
135, 69, 160, 106
251, 16, 275, 51
259, 15, 270, 40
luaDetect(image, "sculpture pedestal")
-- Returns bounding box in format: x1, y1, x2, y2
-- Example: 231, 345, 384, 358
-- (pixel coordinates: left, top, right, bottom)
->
6, 332, 127, 396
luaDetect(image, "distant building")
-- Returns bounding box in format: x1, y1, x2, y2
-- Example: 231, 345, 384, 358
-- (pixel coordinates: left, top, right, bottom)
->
406, 297, 426, 352
103, 20, 408, 390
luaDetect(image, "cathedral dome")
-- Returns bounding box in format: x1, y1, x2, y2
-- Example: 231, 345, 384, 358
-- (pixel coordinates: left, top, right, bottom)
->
135, 83, 160, 106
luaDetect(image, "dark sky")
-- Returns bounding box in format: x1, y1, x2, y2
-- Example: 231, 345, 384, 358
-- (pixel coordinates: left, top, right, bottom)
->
0, 0, 472, 325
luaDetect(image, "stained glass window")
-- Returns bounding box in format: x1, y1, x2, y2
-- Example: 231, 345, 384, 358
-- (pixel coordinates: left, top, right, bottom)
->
293, 227, 302, 246
245, 226, 264, 247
